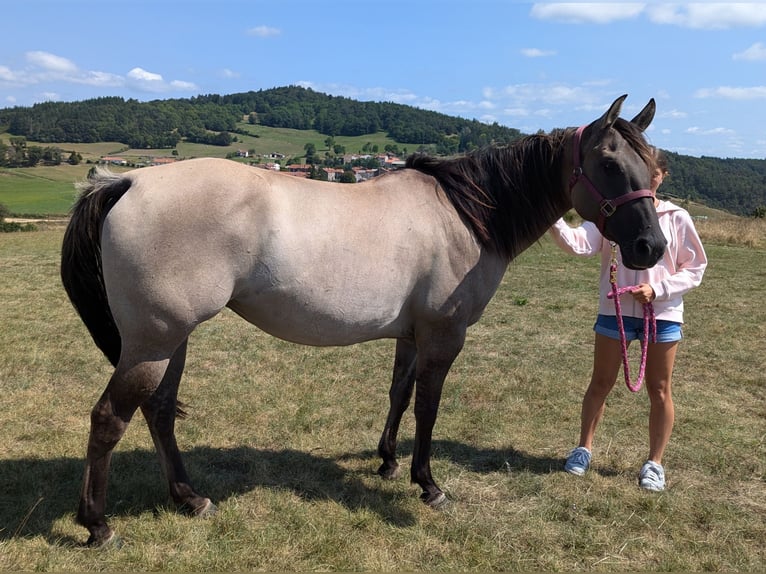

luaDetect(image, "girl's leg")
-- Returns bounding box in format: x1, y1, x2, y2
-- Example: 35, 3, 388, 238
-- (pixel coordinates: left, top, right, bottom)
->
578, 333, 623, 450
644, 342, 679, 464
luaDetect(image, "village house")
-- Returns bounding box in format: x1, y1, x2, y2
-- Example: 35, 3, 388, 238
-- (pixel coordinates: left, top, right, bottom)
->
100, 156, 127, 165
286, 164, 311, 177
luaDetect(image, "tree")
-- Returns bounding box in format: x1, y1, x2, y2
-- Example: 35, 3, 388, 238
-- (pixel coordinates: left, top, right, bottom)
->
68, 151, 82, 165
340, 170, 356, 183
304, 142, 317, 164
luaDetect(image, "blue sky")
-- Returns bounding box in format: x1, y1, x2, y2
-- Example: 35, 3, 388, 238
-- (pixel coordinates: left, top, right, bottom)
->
3, 1, 766, 159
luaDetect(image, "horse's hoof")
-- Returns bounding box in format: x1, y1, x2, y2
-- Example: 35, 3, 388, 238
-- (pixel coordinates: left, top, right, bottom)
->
85, 529, 123, 549
196, 499, 218, 518
420, 491, 449, 510
179, 497, 218, 518
377, 463, 401, 480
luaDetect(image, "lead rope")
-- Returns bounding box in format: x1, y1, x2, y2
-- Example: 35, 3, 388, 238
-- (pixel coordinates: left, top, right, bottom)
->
607, 242, 657, 392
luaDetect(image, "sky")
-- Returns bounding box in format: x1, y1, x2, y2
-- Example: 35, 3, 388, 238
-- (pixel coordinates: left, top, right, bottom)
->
3, 1, 766, 159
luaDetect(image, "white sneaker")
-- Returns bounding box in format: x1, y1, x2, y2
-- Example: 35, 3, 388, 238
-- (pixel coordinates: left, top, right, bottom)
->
564, 447, 591, 476
639, 460, 665, 491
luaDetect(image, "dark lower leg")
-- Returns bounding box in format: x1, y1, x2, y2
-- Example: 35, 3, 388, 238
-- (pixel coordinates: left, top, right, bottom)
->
378, 339, 416, 479
77, 392, 134, 546
140, 341, 214, 515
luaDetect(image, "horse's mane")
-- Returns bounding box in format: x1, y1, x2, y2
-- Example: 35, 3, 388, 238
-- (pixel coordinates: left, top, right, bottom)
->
405, 118, 654, 261
405, 131, 570, 261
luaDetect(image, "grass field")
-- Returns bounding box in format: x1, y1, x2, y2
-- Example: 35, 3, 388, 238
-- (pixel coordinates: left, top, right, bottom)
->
0, 127, 406, 218
0, 220, 763, 570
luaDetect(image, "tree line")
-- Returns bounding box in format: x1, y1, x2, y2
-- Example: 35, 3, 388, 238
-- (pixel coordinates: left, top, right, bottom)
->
0, 86, 522, 154
0, 86, 764, 215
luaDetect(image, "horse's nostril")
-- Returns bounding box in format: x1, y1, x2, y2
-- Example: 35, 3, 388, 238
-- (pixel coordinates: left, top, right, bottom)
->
635, 238, 652, 257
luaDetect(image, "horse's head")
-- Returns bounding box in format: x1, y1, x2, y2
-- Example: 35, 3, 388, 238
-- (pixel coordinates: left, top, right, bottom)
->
568, 95, 666, 270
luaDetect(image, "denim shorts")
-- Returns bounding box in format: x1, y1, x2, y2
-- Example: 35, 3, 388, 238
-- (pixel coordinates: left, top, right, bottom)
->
594, 314, 683, 343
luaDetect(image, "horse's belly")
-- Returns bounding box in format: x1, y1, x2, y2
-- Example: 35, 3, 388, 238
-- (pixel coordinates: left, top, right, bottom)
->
227, 289, 409, 346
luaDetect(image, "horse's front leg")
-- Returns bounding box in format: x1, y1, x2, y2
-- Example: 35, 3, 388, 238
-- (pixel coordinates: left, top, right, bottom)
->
140, 340, 216, 517
377, 338, 417, 479
411, 328, 465, 508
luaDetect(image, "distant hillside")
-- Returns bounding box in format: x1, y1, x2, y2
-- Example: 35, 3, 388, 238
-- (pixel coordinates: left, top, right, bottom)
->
0, 85, 764, 216
0, 86, 523, 155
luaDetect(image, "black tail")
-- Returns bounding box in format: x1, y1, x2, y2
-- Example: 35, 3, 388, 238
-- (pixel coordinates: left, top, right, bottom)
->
61, 168, 132, 367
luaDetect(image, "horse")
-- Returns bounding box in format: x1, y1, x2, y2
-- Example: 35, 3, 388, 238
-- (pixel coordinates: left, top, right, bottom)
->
61, 94, 666, 546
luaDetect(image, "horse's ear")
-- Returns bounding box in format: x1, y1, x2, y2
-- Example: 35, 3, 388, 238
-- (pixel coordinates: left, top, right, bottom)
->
630, 98, 656, 132
596, 94, 628, 132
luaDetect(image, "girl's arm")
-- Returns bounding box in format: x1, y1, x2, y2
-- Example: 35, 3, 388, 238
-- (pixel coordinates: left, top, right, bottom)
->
548, 218, 602, 257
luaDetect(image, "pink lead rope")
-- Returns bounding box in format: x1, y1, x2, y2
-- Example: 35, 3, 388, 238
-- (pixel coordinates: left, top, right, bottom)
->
607, 243, 657, 393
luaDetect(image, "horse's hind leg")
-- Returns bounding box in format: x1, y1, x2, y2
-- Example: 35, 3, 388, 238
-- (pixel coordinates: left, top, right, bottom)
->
77, 356, 172, 546
140, 339, 215, 517
377, 338, 417, 479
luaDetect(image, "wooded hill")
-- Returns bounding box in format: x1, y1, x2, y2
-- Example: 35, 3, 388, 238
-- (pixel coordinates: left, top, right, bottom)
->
0, 85, 764, 216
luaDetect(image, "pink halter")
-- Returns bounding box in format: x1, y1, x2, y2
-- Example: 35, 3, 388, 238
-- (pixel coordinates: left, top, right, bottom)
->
568, 125, 655, 233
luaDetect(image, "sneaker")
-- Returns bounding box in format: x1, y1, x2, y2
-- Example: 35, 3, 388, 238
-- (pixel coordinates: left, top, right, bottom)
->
639, 460, 666, 491
564, 447, 592, 476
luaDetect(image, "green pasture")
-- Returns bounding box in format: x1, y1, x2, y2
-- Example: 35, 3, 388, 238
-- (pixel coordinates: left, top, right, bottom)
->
0, 166, 87, 216
0, 127, 407, 217
0, 225, 763, 571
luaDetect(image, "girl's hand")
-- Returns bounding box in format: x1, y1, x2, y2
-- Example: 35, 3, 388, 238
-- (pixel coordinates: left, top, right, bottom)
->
631, 283, 656, 304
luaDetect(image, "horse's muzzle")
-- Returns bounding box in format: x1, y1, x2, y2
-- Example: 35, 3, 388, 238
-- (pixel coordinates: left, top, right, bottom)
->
621, 234, 667, 270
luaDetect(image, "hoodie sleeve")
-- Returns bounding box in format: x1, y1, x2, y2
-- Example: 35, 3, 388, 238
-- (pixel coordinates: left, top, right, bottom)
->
548, 218, 603, 257
652, 210, 707, 302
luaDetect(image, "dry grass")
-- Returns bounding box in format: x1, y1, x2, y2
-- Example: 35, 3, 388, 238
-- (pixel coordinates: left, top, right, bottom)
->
695, 216, 766, 249
0, 226, 763, 571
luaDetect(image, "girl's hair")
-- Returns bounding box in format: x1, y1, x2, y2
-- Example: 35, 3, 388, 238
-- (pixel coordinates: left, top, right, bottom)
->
652, 147, 670, 176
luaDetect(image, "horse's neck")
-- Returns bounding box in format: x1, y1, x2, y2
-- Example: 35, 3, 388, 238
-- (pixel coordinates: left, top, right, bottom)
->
494, 139, 572, 260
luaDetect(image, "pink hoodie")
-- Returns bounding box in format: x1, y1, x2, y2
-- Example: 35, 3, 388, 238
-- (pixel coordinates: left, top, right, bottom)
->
549, 200, 707, 323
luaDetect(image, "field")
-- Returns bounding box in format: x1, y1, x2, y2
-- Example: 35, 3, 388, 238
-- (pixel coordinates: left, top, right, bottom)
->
0, 217, 763, 570
0, 127, 404, 218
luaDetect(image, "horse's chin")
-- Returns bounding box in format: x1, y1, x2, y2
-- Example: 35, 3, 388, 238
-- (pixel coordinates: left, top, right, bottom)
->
620, 249, 663, 271
623, 262, 650, 271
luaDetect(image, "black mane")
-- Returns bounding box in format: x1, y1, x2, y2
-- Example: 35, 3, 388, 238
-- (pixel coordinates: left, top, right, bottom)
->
405, 131, 571, 261
405, 119, 655, 262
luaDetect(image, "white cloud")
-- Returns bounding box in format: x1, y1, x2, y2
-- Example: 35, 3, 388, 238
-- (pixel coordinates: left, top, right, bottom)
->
532, 3, 766, 29
503, 107, 530, 117
170, 80, 198, 90
660, 109, 688, 119
686, 126, 736, 136
38, 91, 60, 102
126, 67, 199, 93
521, 48, 556, 58
695, 86, 766, 99
530, 3, 645, 24
501, 83, 599, 105
0, 65, 19, 83
733, 42, 766, 61
647, 3, 766, 29
26, 51, 77, 73
0, 52, 196, 96
128, 67, 163, 82
220, 68, 240, 79
247, 25, 281, 37
78, 70, 124, 87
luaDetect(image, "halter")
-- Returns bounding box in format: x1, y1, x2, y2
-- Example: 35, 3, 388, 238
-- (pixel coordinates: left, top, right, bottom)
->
607, 243, 656, 392
568, 125, 655, 233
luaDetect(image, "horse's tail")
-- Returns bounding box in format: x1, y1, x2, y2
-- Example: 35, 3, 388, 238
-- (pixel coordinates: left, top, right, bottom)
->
61, 168, 132, 367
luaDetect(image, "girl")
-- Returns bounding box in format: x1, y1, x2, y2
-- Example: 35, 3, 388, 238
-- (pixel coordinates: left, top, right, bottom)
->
549, 150, 707, 491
